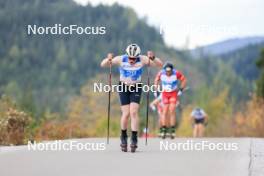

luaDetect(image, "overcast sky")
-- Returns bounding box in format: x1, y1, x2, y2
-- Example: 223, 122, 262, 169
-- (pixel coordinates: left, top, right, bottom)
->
74, 0, 264, 49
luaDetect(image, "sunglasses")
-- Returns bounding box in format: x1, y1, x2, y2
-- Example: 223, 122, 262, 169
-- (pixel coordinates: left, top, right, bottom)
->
128, 57, 137, 61
165, 67, 172, 72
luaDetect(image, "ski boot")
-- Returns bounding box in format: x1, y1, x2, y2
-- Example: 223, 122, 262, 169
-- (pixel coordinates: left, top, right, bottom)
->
130, 131, 138, 153
130, 141, 138, 153
158, 128, 163, 138
170, 132, 175, 139
120, 133, 128, 152
169, 126, 176, 139
160, 127, 167, 139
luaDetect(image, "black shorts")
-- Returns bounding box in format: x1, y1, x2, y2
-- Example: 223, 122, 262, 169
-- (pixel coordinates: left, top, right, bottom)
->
118, 82, 142, 106
194, 118, 205, 124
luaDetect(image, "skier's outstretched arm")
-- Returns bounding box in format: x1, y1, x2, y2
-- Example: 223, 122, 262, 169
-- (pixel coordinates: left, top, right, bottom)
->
100, 53, 122, 67
141, 51, 163, 67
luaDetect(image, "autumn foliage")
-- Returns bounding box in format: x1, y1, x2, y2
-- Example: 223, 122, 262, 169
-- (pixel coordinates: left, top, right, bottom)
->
234, 96, 264, 137
0, 96, 31, 145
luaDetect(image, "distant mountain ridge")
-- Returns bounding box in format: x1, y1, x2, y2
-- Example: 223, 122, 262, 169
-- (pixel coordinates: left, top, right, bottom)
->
191, 36, 264, 57
219, 41, 264, 81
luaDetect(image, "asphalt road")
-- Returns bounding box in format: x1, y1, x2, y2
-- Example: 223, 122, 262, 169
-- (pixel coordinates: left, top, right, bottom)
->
0, 138, 263, 176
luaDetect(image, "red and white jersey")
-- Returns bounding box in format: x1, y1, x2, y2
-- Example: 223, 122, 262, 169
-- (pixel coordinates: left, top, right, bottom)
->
155, 69, 185, 92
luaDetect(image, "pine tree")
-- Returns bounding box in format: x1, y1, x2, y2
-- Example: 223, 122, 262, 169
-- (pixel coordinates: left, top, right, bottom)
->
256, 48, 264, 98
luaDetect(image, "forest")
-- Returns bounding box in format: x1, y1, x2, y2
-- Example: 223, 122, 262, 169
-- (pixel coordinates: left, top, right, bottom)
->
0, 0, 264, 145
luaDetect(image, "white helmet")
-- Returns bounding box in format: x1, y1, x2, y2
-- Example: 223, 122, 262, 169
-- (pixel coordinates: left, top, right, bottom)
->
126, 43, 141, 57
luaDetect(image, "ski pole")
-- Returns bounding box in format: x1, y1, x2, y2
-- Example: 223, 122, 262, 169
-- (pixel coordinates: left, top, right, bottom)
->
145, 56, 151, 145
107, 58, 112, 144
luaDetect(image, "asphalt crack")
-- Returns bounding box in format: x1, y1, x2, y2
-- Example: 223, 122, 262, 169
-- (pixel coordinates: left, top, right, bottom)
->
249, 139, 264, 176
248, 139, 253, 176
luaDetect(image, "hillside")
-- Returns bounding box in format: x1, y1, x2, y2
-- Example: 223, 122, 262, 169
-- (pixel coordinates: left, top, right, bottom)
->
219, 42, 264, 81
0, 0, 193, 114
191, 36, 264, 57
0, 0, 261, 117
0, 0, 264, 141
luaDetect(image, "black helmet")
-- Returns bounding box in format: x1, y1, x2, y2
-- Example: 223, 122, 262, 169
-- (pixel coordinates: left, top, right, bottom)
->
163, 62, 174, 71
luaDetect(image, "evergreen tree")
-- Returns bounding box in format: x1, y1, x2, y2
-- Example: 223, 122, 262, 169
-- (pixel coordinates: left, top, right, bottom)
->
256, 48, 264, 98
